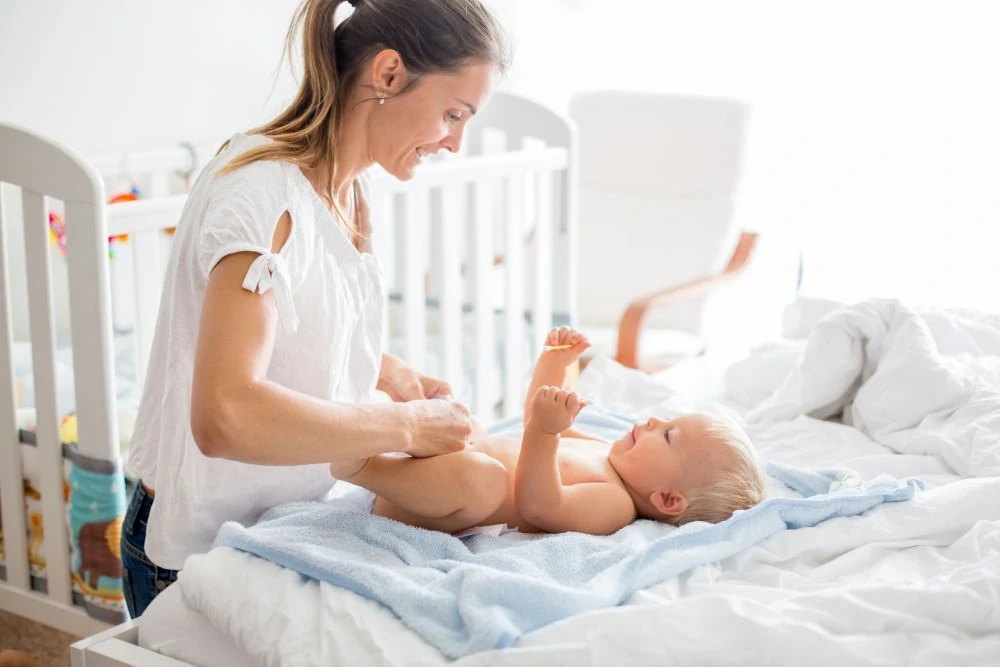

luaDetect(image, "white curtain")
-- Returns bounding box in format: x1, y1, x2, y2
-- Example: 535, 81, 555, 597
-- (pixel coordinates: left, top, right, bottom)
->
492, 0, 1000, 313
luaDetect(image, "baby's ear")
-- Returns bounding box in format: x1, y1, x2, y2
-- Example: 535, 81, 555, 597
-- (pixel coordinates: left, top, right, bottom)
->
650, 490, 687, 517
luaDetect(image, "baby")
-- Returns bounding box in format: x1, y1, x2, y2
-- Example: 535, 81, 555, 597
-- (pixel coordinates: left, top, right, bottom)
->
332, 328, 765, 536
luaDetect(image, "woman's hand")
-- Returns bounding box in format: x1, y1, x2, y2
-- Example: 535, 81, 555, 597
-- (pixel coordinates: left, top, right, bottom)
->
402, 398, 473, 457
379, 354, 453, 402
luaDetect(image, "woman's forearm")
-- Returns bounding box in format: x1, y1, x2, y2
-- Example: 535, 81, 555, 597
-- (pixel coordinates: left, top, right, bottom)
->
191, 379, 411, 465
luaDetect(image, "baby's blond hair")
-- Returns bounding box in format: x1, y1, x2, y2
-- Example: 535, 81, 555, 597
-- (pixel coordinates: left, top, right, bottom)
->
669, 415, 765, 526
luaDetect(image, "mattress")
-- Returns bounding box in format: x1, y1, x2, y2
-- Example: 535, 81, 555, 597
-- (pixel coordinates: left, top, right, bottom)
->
136, 342, 1000, 666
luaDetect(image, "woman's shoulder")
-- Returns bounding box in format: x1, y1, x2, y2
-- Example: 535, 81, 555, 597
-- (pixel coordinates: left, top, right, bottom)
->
210, 133, 292, 188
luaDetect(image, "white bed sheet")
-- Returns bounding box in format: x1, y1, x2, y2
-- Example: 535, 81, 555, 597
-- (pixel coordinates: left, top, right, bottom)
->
138, 327, 1000, 666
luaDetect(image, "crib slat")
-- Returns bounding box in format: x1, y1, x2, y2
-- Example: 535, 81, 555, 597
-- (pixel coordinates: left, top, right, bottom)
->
403, 191, 428, 371
439, 185, 465, 395
503, 176, 526, 418
553, 166, 579, 328
471, 180, 495, 419
22, 190, 73, 605
131, 230, 162, 394
108, 242, 134, 334
0, 184, 31, 592
64, 199, 119, 459
533, 169, 555, 354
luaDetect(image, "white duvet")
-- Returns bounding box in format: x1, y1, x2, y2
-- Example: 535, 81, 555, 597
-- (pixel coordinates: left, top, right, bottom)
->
745, 298, 1000, 477
141, 299, 1000, 666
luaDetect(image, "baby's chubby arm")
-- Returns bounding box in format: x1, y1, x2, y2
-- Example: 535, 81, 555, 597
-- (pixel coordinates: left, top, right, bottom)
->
528, 479, 636, 535
523, 327, 590, 424
516, 387, 636, 535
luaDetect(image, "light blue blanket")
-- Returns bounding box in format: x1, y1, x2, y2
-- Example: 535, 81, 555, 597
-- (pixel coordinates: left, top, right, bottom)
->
215, 445, 923, 658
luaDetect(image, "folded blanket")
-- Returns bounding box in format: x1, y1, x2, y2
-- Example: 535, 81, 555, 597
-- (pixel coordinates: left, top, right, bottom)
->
214, 461, 922, 659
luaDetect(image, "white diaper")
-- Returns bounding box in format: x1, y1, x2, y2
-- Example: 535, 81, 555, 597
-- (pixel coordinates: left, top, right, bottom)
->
331, 483, 377, 513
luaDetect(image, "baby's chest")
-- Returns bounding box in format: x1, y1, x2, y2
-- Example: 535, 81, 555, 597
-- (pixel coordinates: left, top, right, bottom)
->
557, 442, 616, 485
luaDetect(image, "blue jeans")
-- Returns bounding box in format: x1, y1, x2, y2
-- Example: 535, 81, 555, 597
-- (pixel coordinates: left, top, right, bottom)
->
121, 481, 178, 618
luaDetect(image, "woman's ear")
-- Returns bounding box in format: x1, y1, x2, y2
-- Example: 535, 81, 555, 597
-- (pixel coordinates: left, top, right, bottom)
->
370, 48, 407, 95
649, 490, 687, 517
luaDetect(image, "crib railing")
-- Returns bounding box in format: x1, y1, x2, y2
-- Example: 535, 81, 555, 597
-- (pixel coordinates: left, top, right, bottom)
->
103, 145, 572, 420
92, 93, 578, 421
1, 94, 576, 635
0, 123, 117, 635
372, 147, 569, 417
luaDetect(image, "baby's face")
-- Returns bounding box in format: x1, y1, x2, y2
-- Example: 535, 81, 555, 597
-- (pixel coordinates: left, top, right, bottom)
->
608, 414, 728, 498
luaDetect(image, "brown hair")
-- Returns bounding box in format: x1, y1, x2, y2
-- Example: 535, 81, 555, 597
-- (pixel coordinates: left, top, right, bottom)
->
219, 0, 509, 217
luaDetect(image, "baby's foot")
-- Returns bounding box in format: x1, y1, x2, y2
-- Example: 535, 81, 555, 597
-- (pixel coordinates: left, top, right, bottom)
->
329, 457, 371, 482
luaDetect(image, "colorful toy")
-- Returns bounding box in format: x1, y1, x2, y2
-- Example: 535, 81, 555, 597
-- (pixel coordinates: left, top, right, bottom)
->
47, 186, 139, 259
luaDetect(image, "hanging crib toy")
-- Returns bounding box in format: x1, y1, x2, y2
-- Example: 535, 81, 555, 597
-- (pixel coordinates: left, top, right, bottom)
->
48, 186, 140, 259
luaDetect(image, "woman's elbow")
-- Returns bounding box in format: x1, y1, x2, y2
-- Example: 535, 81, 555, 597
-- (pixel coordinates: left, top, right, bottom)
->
190, 392, 243, 459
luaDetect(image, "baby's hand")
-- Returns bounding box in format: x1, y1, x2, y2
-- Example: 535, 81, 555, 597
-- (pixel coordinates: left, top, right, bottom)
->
541, 327, 591, 367
529, 386, 587, 435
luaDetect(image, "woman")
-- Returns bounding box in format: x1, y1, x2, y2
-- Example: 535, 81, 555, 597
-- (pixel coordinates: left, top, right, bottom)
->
121, 0, 509, 617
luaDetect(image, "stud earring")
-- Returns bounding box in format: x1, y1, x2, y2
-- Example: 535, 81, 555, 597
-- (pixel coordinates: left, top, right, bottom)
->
378, 93, 385, 105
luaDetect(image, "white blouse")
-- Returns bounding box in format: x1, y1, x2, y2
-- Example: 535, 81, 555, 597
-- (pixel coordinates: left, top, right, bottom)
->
127, 133, 385, 569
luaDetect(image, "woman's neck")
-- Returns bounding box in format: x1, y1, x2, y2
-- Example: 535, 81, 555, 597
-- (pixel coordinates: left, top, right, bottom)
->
326, 92, 377, 202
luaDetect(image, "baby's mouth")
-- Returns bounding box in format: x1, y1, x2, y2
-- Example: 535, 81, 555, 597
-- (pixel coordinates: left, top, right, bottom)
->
617, 426, 637, 452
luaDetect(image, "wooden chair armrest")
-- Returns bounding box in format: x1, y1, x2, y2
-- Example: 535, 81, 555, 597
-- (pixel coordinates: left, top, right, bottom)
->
614, 231, 759, 368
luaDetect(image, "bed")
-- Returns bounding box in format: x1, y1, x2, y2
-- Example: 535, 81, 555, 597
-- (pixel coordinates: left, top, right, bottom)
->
73, 295, 1000, 665
0, 91, 578, 636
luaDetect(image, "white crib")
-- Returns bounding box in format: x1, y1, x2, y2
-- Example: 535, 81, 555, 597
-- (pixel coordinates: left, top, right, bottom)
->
0, 91, 578, 639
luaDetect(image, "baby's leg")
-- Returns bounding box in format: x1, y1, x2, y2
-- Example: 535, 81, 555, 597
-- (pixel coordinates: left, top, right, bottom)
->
345, 451, 508, 533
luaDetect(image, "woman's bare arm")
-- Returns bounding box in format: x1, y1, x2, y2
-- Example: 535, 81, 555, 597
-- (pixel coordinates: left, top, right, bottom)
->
190, 242, 469, 464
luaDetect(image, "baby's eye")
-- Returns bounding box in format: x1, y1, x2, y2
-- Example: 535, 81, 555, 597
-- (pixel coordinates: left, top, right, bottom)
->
663, 429, 671, 444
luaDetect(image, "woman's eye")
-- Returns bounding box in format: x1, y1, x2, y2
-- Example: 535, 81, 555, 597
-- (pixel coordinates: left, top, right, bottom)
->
447, 112, 463, 123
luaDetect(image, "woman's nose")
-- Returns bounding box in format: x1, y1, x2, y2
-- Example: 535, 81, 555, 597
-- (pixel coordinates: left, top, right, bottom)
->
441, 125, 465, 154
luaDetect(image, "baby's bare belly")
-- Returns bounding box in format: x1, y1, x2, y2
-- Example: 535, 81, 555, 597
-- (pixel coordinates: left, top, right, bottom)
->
468, 436, 617, 532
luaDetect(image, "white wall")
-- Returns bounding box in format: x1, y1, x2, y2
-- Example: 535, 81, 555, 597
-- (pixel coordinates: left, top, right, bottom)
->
497, 0, 1000, 316
5, 0, 998, 351
0, 0, 301, 159
1, 0, 304, 343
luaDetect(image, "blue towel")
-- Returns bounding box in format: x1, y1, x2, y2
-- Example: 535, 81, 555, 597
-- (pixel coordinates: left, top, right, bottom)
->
215, 459, 922, 659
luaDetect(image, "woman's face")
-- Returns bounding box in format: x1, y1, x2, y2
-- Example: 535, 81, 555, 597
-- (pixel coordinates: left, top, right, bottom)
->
367, 60, 497, 180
